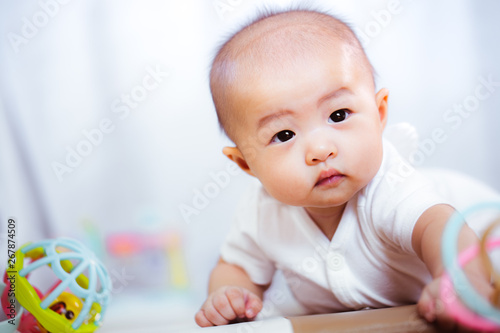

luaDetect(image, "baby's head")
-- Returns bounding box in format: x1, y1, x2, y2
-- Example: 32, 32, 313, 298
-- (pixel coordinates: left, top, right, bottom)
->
210, 9, 389, 210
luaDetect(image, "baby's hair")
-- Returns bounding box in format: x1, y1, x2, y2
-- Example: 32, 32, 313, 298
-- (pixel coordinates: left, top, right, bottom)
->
210, 4, 375, 141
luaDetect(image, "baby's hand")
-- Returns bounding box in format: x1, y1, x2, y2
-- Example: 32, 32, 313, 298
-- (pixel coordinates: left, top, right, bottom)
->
417, 274, 499, 332
195, 286, 263, 327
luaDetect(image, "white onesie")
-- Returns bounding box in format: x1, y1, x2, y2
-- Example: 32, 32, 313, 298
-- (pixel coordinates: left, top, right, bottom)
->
220, 139, 450, 313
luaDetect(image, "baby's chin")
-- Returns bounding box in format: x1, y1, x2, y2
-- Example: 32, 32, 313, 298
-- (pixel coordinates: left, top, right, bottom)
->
283, 196, 352, 210
304, 200, 350, 210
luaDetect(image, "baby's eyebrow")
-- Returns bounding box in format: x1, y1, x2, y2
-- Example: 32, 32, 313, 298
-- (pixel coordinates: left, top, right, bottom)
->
317, 87, 351, 107
257, 110, 294, 130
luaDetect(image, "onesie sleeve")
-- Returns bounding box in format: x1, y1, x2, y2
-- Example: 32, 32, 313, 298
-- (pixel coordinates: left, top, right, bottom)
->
362, 140, 452, 254
220, 183, 276, 286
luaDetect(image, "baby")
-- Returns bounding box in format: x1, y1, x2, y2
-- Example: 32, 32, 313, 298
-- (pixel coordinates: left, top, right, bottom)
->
195, 8, 493, 330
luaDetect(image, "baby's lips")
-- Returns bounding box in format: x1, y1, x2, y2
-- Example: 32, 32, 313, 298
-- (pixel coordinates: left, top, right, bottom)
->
316, 167, 344, 186
317, 167, 341, 183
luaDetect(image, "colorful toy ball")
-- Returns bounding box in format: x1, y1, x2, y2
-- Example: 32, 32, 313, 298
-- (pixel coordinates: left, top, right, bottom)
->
9, 238, 112, 333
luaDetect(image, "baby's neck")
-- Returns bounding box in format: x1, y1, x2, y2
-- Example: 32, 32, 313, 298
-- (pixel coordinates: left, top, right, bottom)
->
304, 204, 346, 240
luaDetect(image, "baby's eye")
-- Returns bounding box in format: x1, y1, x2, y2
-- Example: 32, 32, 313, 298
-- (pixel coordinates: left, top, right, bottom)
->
271, 130, 295, 143
328, 109, 351, 123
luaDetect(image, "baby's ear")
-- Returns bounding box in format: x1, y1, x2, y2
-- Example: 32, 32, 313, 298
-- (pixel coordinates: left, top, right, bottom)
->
223, 147, 255, 177
375, 88, 389, 129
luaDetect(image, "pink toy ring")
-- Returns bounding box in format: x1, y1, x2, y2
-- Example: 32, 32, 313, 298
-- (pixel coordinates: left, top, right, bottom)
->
440, 237, 500, 332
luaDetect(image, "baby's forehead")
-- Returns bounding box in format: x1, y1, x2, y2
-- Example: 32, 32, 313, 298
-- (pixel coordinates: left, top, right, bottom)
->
223, 11, 359, 66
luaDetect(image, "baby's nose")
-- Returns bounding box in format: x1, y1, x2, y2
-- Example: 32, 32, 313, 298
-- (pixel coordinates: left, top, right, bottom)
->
306, 142, 337, 165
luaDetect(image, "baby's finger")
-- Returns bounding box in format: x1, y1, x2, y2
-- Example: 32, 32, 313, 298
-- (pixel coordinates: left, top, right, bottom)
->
212, 293, 238, 321
417, 287, 436, 322
225, 287, 246, 318
194, 309, 213, 327
203, 302, 230, 326
244, 291, 263, 319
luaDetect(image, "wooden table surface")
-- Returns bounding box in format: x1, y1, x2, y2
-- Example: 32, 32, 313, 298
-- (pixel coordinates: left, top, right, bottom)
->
289, 305, 439, 333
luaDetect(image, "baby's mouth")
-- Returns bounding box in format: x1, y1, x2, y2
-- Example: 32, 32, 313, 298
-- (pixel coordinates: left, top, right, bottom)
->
315, 168, 344, 187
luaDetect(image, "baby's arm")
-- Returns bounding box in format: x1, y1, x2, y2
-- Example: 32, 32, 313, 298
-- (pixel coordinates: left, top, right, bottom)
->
412, 204, 494, 330
195, 258, 269, 327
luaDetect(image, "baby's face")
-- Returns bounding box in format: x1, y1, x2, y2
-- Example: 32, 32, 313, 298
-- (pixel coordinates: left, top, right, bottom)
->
226, 42, 388, 211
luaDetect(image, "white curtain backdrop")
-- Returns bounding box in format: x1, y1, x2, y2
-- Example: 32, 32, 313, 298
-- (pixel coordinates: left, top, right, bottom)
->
1, 0, 499, 330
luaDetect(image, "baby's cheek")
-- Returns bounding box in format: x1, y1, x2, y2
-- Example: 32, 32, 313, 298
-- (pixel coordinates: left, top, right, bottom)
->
263, 171, 290, 193
266, 170, 308, 204
350, 133, 382, 167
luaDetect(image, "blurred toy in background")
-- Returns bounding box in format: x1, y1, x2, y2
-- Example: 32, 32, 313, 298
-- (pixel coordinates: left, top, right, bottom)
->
441, 202, 500, 332
1, 238, 112, 333
106, 230, 189, 291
